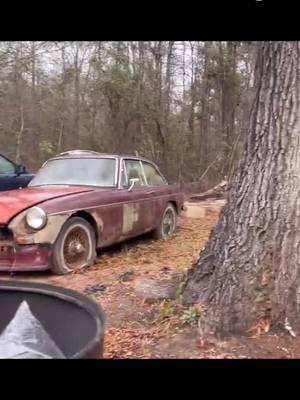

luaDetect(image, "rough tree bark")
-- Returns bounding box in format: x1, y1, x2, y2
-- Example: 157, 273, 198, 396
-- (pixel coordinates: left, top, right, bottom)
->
183, 42, 300, 336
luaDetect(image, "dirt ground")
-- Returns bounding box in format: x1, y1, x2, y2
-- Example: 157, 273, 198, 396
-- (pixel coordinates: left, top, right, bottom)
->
2, 208, 300, 358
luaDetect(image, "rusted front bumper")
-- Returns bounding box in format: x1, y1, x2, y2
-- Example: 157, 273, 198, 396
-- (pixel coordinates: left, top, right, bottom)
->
0, 243, 52, 272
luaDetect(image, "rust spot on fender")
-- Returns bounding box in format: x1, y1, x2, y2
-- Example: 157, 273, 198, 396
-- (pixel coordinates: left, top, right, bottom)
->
34, 215, 69, 243
91, 211, 104, 232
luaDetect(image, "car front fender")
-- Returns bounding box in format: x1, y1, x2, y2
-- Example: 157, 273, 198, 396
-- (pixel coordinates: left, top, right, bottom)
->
9, 213, 71, 245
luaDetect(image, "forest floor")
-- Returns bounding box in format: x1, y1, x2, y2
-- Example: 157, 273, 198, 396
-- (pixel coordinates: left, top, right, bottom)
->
2, 205, 300, 358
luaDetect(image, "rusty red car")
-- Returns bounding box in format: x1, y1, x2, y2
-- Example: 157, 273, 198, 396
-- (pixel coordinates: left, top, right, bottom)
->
0, 150, 184, 274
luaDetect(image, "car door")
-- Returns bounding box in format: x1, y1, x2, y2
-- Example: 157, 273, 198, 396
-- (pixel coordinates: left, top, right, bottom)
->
82, 157, 124, 248
141, 160, 169, 227
119, 158, 155, 238
0, 155, 20, 191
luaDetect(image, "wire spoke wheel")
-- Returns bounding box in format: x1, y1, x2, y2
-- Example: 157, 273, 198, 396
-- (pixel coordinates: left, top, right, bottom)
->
52, 217, 96, 275
63, 226, 91, 270
162, 208, 175, 237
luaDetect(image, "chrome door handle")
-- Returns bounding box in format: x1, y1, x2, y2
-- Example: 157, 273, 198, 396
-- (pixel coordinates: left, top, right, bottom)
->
146, 190, 154, 195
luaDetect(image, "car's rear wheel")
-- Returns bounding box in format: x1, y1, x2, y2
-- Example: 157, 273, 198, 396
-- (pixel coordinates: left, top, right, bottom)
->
51, 217, 96, 275
152, 203, 177, 240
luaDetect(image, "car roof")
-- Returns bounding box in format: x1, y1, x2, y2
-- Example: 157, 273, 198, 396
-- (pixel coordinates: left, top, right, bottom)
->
48, 150, 155, 164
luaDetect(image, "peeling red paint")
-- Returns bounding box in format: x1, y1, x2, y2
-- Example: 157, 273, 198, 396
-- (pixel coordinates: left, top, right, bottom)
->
0, 186, 93, 223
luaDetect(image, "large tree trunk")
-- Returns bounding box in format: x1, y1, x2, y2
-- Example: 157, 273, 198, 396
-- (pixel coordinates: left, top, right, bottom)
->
183, 42, 300, 336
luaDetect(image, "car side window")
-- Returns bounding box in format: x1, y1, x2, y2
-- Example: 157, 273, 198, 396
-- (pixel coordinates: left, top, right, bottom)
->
0, 155, 15, 174
124, 160, 146, 187
142, 162, 166, 186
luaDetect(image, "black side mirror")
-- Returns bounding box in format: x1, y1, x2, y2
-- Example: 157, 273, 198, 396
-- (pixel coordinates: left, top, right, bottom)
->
15, 164, 26, 175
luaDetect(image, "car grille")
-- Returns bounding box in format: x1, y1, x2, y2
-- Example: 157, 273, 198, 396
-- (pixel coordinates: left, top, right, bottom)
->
0, 225, 13, 241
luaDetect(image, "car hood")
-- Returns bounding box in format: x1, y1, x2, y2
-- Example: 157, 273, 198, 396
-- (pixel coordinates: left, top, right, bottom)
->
0, 186, 95, 224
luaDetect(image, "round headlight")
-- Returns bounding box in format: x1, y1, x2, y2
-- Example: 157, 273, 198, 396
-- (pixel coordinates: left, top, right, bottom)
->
25, 207, 47, 230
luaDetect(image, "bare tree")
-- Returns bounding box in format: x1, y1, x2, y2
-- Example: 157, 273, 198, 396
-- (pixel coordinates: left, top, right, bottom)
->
0, 41, 254, 182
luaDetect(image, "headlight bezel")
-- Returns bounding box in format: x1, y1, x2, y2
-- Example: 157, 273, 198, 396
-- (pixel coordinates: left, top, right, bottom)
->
25, 206, 48, 231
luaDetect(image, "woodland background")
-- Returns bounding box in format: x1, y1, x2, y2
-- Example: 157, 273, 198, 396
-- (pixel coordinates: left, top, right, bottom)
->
0, 42, 256, 189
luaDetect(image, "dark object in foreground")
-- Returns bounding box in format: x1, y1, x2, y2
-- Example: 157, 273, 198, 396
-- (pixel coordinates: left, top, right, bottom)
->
0, 280, 105, 358
0, 300, 66, 358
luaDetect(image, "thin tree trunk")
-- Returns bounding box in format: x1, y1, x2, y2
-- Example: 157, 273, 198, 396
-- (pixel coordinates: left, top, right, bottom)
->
14, 43, 25, 165
136, 41, 145, 150
165, 41, 174, 121
59, 45, 67, 152
219, 42, 238, 177
57, 120, 64, 154
188, 42, 195, 138
199, 42, 211, 171
152, 41, 166, 166
73, 46, 80, 149
15, 103, 24, 164
182, 41, 186, 98
31, 42, 36, 98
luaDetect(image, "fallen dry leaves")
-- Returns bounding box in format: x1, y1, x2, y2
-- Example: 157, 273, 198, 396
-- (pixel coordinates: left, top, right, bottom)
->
105, 325, 161, 358
5, 212, 220, 358
5, 208, 300, 358
247, 318, 271, 338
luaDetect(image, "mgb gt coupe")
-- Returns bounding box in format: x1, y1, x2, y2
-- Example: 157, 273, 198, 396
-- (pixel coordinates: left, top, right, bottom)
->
0, 150, 184, 274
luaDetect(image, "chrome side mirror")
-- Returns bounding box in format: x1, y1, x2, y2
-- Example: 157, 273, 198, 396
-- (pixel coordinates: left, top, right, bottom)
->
128, 178, 140, 191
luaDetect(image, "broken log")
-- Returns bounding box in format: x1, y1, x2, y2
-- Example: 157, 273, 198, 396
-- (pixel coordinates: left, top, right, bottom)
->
189, 180, 228, 202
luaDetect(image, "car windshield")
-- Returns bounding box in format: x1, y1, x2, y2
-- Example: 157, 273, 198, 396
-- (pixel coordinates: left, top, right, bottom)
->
29, 158, 117, 187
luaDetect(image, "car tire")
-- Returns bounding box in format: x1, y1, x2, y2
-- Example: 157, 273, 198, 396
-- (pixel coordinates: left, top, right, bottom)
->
152, 203, 177, 240
51, 217, 96, 275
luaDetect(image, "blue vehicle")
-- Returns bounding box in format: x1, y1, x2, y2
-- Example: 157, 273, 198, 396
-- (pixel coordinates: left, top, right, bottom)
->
0, 153, 34, 191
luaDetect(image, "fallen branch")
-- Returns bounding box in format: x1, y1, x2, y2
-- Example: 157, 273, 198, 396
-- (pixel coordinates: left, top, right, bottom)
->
198, 156, 221, 184
189, 180, 228, 201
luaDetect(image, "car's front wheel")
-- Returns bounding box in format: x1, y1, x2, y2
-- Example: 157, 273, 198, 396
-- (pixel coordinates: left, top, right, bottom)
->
51, 217, 96, 275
